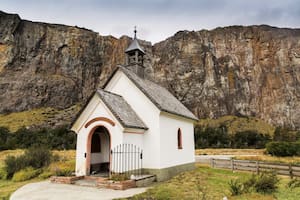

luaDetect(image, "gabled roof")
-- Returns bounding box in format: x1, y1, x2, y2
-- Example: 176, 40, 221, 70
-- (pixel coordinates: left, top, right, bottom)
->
125, 38, 145, 54
105, 66, 198, 121
97, 89, 148, 130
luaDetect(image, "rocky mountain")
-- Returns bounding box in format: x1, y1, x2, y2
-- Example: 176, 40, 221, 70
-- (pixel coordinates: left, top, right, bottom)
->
1, 11, 300, 129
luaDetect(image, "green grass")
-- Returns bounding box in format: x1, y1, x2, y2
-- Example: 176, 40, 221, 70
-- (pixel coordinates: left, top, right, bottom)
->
197, 115, 275, 136
126, 165, 300, 200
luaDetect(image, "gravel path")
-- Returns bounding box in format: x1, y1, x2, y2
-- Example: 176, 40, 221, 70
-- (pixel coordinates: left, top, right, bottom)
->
10, 181, 147, 200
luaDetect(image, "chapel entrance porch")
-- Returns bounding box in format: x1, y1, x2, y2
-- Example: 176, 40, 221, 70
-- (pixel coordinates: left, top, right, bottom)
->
87, 126, 111, 176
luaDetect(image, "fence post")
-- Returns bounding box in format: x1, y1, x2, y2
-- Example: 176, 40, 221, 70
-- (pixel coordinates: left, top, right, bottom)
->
256, 161, 259, 174
289, 164, 293, 179
231, 158, 234, 172
211, 158, 215, 168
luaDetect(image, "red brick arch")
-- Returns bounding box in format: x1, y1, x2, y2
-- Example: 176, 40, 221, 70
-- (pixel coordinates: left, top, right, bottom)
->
84, 117, 115, 128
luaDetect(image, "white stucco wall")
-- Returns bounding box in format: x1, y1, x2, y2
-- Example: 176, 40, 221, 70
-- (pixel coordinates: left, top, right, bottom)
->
73, 95, 125, 176
105, 71, 161, 169
159, 113, 195, 168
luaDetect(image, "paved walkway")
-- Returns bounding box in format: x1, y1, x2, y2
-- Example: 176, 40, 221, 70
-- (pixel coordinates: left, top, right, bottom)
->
10, 181, 148, 200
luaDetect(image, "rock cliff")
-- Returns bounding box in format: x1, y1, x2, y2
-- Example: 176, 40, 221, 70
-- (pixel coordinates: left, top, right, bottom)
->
1, 11, 300, 129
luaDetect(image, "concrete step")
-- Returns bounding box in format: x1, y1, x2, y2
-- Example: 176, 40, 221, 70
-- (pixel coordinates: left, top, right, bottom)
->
74, 179, 97, 187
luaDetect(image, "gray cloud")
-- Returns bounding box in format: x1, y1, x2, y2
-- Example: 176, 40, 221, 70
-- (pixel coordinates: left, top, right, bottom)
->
1, 0, 300, 43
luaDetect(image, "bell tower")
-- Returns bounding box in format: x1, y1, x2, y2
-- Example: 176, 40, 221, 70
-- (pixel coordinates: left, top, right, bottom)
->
125, 27, 145, 78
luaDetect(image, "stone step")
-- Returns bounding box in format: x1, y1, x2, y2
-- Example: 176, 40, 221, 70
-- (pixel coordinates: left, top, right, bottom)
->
74, 179, 97, 187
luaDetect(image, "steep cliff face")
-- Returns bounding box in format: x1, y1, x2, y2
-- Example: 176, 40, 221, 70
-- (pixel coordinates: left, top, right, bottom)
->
152, 27, 300, 128
1, 11, 300, 129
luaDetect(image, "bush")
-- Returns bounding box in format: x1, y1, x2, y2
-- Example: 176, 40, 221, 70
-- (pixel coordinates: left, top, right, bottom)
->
194, 125, 270, 149
0, 127, 10, 150
287, 178, 300, 189
253, 172, 279, 194
242, 174, 256, 192
228, 179, 243, 195
49, 161, 75, 176
194, 126, 230, 148
2, 125, 76, 150
266, 141, 300, 156
12, 167, 41, 182
24, 146, 52, 168
4, 147, 52, 179
38, 171, 54, 179
110, 173, 129, 181
273, 127, 300, 142
0, 167, 7, 180
4, 155, 26, 179
228, 172, 279, 196
232, 131, 271, 148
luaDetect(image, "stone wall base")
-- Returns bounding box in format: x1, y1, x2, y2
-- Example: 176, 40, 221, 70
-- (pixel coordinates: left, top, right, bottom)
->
143, 162, 195, 182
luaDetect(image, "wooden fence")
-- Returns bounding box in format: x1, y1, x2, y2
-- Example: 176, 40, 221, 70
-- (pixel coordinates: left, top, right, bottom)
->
210, 158, 300, 178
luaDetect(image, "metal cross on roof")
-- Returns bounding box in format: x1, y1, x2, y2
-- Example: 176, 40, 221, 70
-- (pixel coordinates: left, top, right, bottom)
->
134, 26, 137, 39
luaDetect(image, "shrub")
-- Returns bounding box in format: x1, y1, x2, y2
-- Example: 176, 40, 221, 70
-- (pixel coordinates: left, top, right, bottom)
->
0, 127, 10, 150
4, 147, 52, 179
228, 179, 243, 195
242, 174, 256, 192
3, 125, 76, 150
4, 156, 24, 179
38, 171, 54, 179
228, 172, 279, 196
232, 131, 271, 148
12, 167, 41, 182
254, 172, 279, 194
266, 141, 300, 156
273, 127, 300, 142
287, 178, 300, 189
49, 161, 75, 176
110, 173, 129, 181
0, 167, 7, 180
24, 146, 52, 168
194, 126, 230, 148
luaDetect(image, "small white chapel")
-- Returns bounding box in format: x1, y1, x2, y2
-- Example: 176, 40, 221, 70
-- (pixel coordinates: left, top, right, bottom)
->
71, 30, 198, 181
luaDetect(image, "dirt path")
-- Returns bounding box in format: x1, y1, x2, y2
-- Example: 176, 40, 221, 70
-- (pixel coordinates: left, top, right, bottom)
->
10, 181, 147, 200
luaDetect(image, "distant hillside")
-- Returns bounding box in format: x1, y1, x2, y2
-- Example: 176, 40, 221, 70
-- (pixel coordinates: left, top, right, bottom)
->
1, 11, 300, 129
196, 115, 275, 136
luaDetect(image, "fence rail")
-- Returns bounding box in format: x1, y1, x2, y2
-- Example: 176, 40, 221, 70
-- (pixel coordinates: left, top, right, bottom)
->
210, 158, 300, 178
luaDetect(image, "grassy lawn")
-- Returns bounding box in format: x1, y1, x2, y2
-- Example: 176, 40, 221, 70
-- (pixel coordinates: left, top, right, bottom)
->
0, 149, 76, 199
127, 164, 300, 200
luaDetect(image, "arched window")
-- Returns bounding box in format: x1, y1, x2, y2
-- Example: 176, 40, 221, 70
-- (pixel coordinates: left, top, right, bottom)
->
177, 128, 182, 149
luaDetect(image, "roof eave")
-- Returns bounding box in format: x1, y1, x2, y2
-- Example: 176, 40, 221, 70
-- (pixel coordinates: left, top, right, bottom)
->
161, 110, 199, 122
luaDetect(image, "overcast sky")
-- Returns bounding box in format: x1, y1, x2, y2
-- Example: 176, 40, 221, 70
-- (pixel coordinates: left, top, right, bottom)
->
1, 0, 300, 43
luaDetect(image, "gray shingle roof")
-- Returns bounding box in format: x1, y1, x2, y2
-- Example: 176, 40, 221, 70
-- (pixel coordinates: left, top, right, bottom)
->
96, 89, 148, 130
125, 38, 145, 54
118, 66, 198, 121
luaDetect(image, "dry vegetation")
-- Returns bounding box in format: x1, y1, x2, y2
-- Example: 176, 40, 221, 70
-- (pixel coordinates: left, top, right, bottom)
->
197, 115, 275, 136
0, 104, 81, 132
196, 148, 265, 155
196, 148, 300, 164
235, 155, 300, 165
0, 149, 76, 199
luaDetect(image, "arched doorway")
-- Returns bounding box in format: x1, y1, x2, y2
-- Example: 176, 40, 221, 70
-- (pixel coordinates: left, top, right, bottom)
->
87, 126, 110, 176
